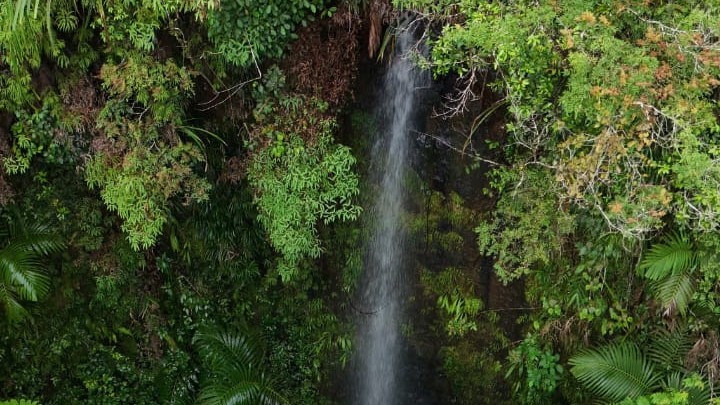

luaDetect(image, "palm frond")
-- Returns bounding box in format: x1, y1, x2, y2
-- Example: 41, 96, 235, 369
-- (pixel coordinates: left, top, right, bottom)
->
686, 384, 711, 405
639, 233, 696, 281
647, 330, 693, 373
652, 273, 694, 317
16, 225, 65, 256
569, 343, 660, 402
195, 328, 262, 374
6, 217, 65, 255
0, 282, 28, 321
662, 371, 684, 390
0, 211, 63, 320
0, 243, 48, 301
194, 328, 287, 405
200, 380, 283, 405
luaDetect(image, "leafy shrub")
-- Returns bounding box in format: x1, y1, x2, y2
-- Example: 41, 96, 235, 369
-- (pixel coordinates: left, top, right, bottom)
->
247, 96, 361, 281
207, 0, 327, 68
507, 335, 563, 404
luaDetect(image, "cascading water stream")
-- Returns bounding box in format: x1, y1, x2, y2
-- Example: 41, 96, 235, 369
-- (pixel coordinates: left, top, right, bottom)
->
355, 24, 429, 405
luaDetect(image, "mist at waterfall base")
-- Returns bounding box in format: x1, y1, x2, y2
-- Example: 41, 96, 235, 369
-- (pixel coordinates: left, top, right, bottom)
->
350, 25, 436, 405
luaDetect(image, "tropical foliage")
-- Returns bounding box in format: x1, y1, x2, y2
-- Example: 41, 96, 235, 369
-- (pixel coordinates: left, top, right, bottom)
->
570, 340, 711, 405
195, 328, 286, 405
0, 210, 63, 320
3, 0, 720, 404
0, 0, 359, 403
395, 0, 720, 402
247, 95, 361, 281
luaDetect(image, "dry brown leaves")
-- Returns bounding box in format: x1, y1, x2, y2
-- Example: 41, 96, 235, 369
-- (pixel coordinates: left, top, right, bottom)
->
62, 76, 103, 133
284, 4, 362, 107
90, 134, 128, 157
219, 155, 247, 184
688, 331, 720, 385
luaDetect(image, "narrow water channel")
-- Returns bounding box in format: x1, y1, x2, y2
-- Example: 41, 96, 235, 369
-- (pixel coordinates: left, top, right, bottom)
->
354, 23, 429, 405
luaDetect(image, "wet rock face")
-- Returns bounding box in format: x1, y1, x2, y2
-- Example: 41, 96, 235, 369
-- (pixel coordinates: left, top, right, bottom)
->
404, 74, 526, 404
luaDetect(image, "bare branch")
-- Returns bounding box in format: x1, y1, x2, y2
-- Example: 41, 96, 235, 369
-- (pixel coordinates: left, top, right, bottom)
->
411, 129, 501, 166
196, 46, 262, 112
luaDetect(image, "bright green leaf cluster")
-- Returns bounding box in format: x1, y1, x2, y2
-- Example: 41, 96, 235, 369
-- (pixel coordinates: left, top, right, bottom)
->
247, 96, 361, 281
100, 55, 195, 125
4, 95, 77, 174
507, 334, 563, 405
207, 0, 327, 68
86, 140, 210, 250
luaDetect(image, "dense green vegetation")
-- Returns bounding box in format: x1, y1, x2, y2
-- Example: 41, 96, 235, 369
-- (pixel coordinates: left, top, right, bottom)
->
402, 0, 720, 403
0, 0, 357, 403
1, 0, 720, 404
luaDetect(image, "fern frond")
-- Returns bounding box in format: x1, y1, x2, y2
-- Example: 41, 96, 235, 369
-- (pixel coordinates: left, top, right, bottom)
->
569, 343, 659, 402
652, 273, 694, 317
639, 233, 695, 281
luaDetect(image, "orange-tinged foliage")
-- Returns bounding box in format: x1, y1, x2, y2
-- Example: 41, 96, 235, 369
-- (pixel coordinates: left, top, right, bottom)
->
577, 11, 597, 25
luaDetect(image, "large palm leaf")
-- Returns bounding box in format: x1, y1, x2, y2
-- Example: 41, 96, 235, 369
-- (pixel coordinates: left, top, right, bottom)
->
194, 328, 286, 405
638, 233, 696, 281
646, 329, 693, 374
638, 232, 700, 317
0, 212, 64, 320
652, 273, 694, 317
572, 331, 711, 405
569, 343, 660, 403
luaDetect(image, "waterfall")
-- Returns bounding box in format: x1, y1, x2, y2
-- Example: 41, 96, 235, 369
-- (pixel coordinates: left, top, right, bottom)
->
355, 23, 429, 405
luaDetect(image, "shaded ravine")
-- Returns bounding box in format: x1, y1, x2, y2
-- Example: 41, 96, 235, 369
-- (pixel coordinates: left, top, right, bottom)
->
354, 24, 430, 405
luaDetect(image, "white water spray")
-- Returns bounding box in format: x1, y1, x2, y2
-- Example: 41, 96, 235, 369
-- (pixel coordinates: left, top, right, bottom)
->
355, 25, 428, 405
